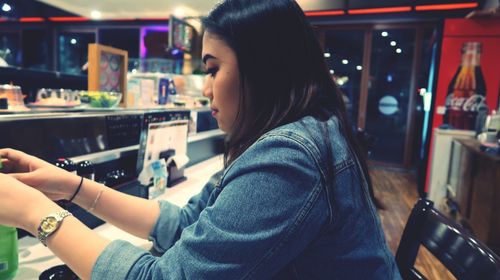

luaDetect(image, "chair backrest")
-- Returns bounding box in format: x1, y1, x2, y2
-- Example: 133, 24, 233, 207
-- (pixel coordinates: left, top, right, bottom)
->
396, 198, 500, 280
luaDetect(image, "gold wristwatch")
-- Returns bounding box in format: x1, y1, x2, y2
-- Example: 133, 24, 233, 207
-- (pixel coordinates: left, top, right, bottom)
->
37, 210, 72, 246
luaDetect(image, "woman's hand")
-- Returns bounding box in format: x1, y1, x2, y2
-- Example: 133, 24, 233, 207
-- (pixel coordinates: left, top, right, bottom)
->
0, 148, 80, 201
0, 173, 62, 234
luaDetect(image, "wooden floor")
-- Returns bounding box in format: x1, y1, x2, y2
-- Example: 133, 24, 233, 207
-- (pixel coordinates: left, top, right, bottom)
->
370, 167, 456, 280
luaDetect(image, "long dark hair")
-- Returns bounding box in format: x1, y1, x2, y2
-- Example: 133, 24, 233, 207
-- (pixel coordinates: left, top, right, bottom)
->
203, 0, 381, 207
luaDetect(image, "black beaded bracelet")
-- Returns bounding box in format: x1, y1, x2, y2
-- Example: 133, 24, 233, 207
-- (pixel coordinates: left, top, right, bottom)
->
68, 176, 84, 203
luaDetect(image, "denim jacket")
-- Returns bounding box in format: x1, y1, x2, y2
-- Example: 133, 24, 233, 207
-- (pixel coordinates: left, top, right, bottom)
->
92, 115, 402, 279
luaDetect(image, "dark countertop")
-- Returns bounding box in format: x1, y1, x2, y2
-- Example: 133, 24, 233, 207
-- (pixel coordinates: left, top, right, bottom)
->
457, 138, 500, 163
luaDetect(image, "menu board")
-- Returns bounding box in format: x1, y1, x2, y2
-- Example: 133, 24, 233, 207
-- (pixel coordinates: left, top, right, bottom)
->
88, 44, 128, 106
99, 51, 124, 93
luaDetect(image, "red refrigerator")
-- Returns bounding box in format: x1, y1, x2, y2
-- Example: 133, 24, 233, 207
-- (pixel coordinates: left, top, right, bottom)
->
425, 18, 500, 196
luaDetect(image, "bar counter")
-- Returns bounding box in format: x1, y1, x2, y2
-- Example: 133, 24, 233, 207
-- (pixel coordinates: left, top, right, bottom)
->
15, 155, 224, 279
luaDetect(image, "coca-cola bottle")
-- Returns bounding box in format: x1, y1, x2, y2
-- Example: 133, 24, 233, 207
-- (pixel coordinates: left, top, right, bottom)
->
445, 42, 487, 130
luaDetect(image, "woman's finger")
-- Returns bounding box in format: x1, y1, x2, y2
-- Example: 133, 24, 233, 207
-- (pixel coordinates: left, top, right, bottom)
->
0, 149, 36, 172
0, 148, 26, 161
9, 172, 30, 182
0, 158, 17, 173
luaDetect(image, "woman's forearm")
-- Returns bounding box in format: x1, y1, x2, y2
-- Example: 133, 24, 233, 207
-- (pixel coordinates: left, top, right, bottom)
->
71, 177, 161, 239
47, 217, 110, 280
25, 200, 110, 280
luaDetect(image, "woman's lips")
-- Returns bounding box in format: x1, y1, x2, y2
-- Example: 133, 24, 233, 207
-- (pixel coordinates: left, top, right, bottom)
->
211, 109, 219, 116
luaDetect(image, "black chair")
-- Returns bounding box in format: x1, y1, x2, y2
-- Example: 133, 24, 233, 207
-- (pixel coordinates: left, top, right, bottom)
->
396, 198, 500, 280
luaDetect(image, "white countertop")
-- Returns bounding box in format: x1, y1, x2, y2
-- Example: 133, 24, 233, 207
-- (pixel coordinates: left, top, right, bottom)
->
15, 155, 224, 280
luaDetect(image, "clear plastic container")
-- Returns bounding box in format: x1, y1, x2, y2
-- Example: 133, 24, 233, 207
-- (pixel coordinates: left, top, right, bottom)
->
0, 225, 18, 280
0, 84, 25, 109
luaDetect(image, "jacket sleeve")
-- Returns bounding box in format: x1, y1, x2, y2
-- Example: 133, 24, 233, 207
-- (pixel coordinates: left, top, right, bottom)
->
148, 171, 222, 253
91, 134, 326, 280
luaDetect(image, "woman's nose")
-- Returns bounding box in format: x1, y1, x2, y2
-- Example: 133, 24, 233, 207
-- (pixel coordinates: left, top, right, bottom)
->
203, 76, 213, 98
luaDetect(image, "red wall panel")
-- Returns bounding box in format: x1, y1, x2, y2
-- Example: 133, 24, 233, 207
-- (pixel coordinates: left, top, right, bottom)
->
425, 18, 500, 193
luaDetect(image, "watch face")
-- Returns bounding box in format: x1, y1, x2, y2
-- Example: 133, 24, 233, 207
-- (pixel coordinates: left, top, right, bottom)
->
41, 216, 58, 232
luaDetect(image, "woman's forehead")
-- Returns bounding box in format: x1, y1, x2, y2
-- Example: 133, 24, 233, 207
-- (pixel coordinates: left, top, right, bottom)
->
202, 33, 234, 61
203, 33, 223, 52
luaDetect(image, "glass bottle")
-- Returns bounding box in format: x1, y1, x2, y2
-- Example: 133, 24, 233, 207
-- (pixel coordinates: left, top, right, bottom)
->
77, 160, 95, 180
55, 158, 77, 175
0, 225, 18, 280
445, 42, 487, 130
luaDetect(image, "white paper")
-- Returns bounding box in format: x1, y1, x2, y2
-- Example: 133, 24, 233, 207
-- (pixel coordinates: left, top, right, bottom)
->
170, 154, 190, 169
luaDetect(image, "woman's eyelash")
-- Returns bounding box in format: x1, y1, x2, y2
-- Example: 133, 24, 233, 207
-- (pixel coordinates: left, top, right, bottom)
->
206, 67, 219, 77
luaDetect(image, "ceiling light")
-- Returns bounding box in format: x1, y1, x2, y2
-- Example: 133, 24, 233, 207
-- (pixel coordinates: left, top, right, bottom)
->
174, 7, 186, 18
342, 59, 349, 65
2, 3, 11, 12
90, 10, 102, 19
70, 38, 77, 45
390, 41, 397, 47
356, 65, 363, 71
324, 52, 331, 58
396, 48, 402, 54
381, 31, 388, 37
329, 69, 334, 75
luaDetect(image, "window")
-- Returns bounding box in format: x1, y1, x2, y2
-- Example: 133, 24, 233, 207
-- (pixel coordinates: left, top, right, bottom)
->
0, 32, 20, 67
324, 29, 365, 128
58, 32, 95, 75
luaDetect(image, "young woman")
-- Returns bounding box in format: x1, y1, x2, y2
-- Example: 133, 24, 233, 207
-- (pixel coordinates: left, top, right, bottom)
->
0, 0, 402, 279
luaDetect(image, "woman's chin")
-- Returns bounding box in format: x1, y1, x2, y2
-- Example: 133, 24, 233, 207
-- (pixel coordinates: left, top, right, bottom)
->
217, 123, 232, 134
218, 126, 228, 133
216, 121, 226, 132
